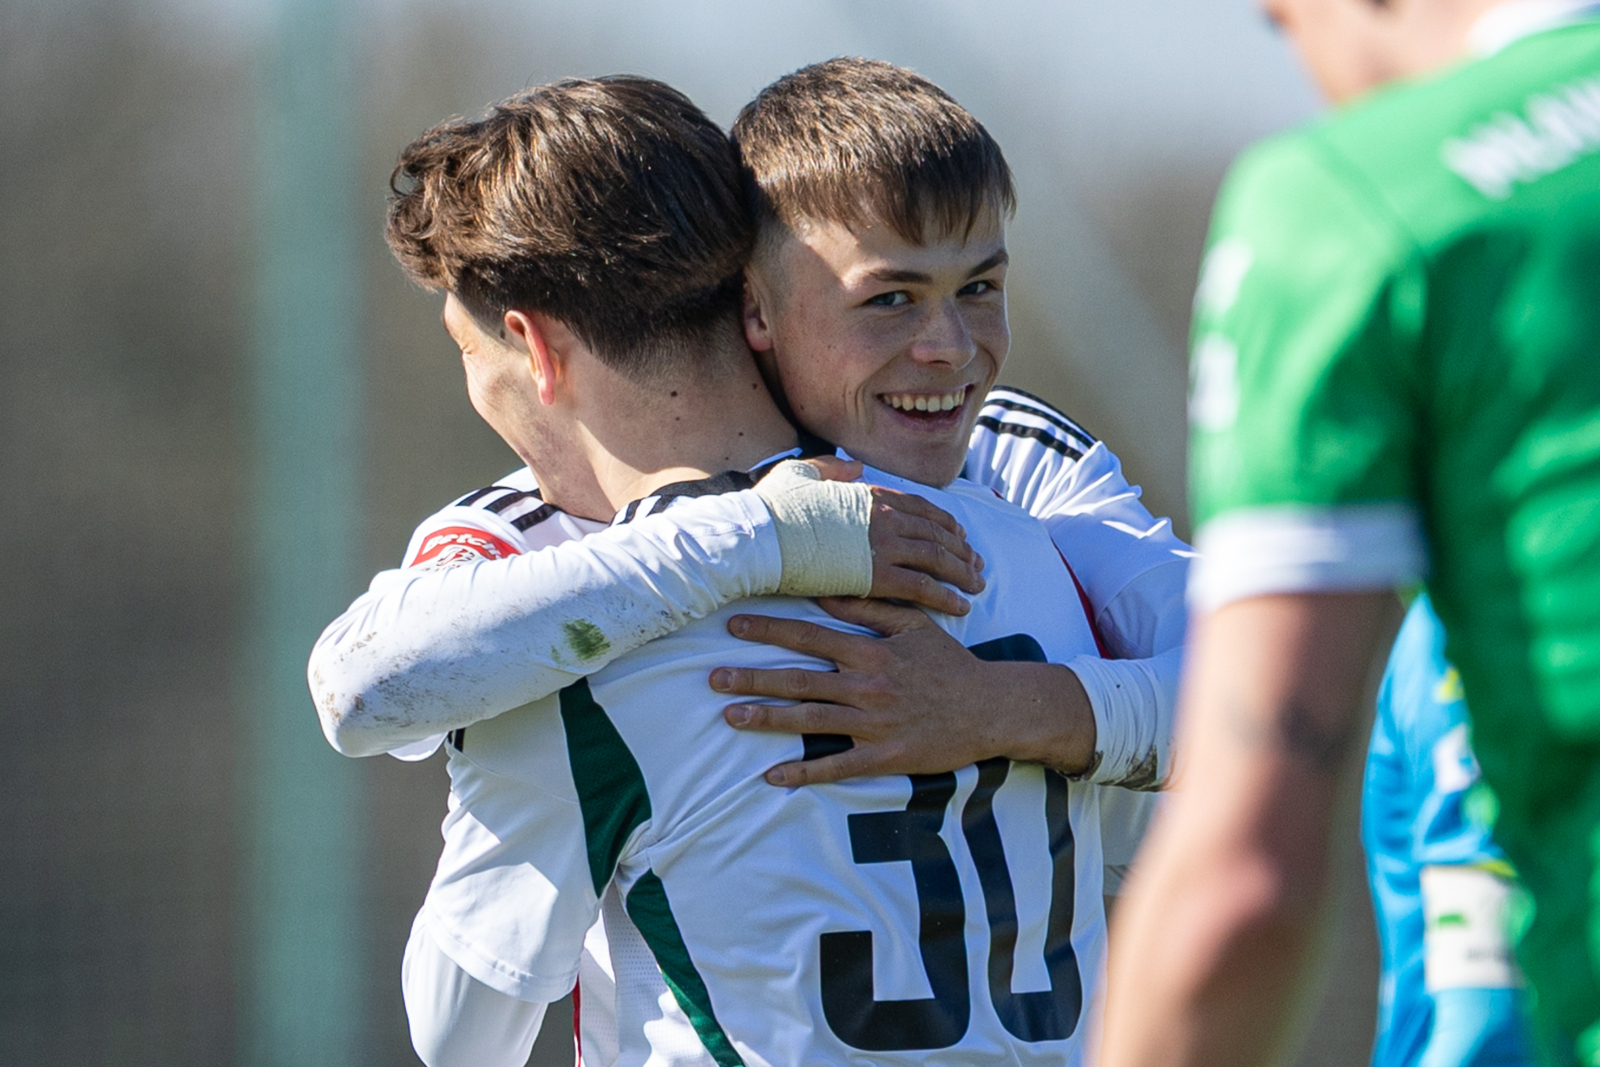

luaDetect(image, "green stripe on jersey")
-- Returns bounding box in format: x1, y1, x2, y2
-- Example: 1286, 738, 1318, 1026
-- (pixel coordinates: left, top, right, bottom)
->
626, 870, 744, 1067
559, 678, 651, 895
559, 680, 742, 1064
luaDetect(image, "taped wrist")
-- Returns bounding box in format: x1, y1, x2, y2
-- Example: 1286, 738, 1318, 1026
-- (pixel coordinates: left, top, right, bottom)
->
752, 460, 874, 597
1066, 653, 1175, 790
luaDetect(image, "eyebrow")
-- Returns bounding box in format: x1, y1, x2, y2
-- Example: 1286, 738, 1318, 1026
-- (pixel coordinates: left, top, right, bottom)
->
864, 248, 1010, 286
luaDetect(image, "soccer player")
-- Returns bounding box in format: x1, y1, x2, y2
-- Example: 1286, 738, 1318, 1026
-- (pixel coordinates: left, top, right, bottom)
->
376, 76, 1117, 1067
1366, 596, 1535, 1067
1098, 2, 1600, 1065
312, 61, 1185, 823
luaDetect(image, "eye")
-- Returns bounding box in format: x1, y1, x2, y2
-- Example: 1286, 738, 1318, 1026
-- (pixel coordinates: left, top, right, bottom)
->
959, 279, 1000, 298
864, 290, 911, 308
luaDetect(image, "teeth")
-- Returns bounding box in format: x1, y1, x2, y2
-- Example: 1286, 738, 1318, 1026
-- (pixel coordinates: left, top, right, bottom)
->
883, 387, 968, 413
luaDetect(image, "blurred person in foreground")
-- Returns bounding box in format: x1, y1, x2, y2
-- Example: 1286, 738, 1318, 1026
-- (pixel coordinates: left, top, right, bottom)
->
1366, 595, 1535, 1067
1098, 1, 1600, 1065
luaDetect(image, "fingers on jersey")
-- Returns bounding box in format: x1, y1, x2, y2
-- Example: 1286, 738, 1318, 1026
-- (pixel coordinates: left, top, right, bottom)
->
867, 486, 984, 613
765, 741, 895, 787
816, 596, 941, 635
726, 607, 930, 658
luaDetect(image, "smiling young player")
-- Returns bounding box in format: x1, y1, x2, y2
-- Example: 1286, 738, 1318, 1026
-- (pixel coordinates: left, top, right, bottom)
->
310, 61, 1189, 1066
369, 75, 1121, 1067
312, 60, 1187, 799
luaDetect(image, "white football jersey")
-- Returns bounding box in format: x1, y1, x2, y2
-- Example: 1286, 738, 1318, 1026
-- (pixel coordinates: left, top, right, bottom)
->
417, 467, 1109, 1067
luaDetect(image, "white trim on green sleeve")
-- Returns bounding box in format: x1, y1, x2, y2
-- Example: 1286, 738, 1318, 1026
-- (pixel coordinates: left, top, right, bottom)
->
1188, 503, 1427, 613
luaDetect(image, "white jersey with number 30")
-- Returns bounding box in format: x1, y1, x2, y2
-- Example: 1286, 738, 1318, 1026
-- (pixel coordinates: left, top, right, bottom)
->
417, 466, 1108, 1067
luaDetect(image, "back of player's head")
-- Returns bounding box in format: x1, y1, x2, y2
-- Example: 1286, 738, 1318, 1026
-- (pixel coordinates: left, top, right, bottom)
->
732, 58, 1016, 246
386, 76, 753, 378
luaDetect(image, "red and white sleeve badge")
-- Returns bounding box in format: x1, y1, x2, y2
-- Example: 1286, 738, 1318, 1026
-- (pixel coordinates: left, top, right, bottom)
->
408, 525, 522, 570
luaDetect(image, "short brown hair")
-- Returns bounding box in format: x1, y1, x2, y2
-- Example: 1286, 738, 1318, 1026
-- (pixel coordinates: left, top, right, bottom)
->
732, 58, 1015, 245
386, 77, 752, 377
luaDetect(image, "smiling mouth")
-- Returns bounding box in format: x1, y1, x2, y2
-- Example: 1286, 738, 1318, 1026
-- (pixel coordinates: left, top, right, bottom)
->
879, 386, 970, 417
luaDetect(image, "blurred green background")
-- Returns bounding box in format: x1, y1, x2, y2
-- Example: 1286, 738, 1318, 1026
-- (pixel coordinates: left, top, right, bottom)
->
0, 1, 1375, 1064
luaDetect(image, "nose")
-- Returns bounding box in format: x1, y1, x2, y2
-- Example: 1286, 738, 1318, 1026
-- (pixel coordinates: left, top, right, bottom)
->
909, 297, 976, 369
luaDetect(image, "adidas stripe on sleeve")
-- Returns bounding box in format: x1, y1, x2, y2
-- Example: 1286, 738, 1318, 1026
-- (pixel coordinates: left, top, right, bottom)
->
967, 387, 1190, 791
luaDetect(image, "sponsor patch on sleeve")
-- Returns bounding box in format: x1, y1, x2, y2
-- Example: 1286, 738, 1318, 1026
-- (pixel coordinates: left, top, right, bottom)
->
408, 525, 521, 570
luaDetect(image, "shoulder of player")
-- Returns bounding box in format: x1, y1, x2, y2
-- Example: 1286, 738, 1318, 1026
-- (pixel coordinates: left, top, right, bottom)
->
612, 469, 757, 525
431, 466, 563, 532
1252, 40, 1600, 250
969, 385, 1097, 465
404, 467, 570, 566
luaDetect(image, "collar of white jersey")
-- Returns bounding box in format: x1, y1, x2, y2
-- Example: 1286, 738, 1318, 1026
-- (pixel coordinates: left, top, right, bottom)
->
608, 433, 841, 526
1468, 0, 1600, 55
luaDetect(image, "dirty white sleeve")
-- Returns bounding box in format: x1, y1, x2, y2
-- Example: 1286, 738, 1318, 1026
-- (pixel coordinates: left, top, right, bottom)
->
309, 490, 780, 757
1065, 646, 1181, 790
402, 914, 549, 1067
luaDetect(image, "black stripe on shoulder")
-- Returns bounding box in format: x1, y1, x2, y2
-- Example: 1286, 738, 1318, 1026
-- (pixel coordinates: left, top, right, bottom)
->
983, 387, 1097, 446
616, 471, 756, 525
511, 503, 562, 531
974, 415, 1086, 461
455, 485, 514, 507
484, 490, 544, 515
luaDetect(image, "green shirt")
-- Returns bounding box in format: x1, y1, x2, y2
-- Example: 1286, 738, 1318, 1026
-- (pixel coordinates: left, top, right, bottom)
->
1188, 12, 1600, 1063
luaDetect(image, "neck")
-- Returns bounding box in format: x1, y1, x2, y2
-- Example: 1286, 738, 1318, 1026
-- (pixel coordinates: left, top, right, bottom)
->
528, 340, 797, 521
1382, 0, 1511, 85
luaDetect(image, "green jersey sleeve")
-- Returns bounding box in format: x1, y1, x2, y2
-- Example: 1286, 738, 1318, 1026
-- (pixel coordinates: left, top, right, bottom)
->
1187, 133, 1429, 609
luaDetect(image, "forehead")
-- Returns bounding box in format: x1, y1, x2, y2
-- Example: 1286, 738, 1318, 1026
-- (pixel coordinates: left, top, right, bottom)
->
768, 207, 1006, 283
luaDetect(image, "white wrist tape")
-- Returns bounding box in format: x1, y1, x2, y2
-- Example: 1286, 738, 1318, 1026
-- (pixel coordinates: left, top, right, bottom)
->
752, 460, 874, 598
1421, 864, 1523, 991
1066, 649, 1179, 790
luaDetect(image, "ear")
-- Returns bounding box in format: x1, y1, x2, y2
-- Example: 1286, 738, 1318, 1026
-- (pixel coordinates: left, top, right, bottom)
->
501, 310, 559, 406
742, 266, 777, 354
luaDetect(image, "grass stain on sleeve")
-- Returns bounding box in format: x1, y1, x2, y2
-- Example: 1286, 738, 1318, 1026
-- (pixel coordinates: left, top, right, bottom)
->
563, 619, 612, 661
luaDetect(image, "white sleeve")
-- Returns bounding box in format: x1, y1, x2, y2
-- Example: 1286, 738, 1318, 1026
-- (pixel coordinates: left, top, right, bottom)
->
1065, 646, 1181, 790
402, 913, 549, 1067
967, 425, 1191, 790
1024, 442, 1193, 659
308, 489, 782, 757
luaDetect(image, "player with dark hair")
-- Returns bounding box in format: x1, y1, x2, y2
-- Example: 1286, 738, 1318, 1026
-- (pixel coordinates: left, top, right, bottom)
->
1099, 2, 1600, 1065
358, 73, 1128, 1067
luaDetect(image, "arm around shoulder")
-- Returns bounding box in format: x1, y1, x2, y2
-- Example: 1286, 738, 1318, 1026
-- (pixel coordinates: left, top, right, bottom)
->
309, 490, 785, 757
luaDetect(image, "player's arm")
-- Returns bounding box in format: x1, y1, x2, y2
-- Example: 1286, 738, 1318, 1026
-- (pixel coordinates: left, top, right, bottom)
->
714, 407, 1187, 789
1100, 134, 1426, 1067
1100, 591, 1399, 1067
716, 596, 1100, 781
967, 395, 1192, 659
310, 458, 983, 757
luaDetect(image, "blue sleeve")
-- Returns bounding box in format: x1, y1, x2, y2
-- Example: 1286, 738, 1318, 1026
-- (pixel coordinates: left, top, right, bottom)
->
1416, 989, 1535, 1067
1393, 601, 1503, 868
